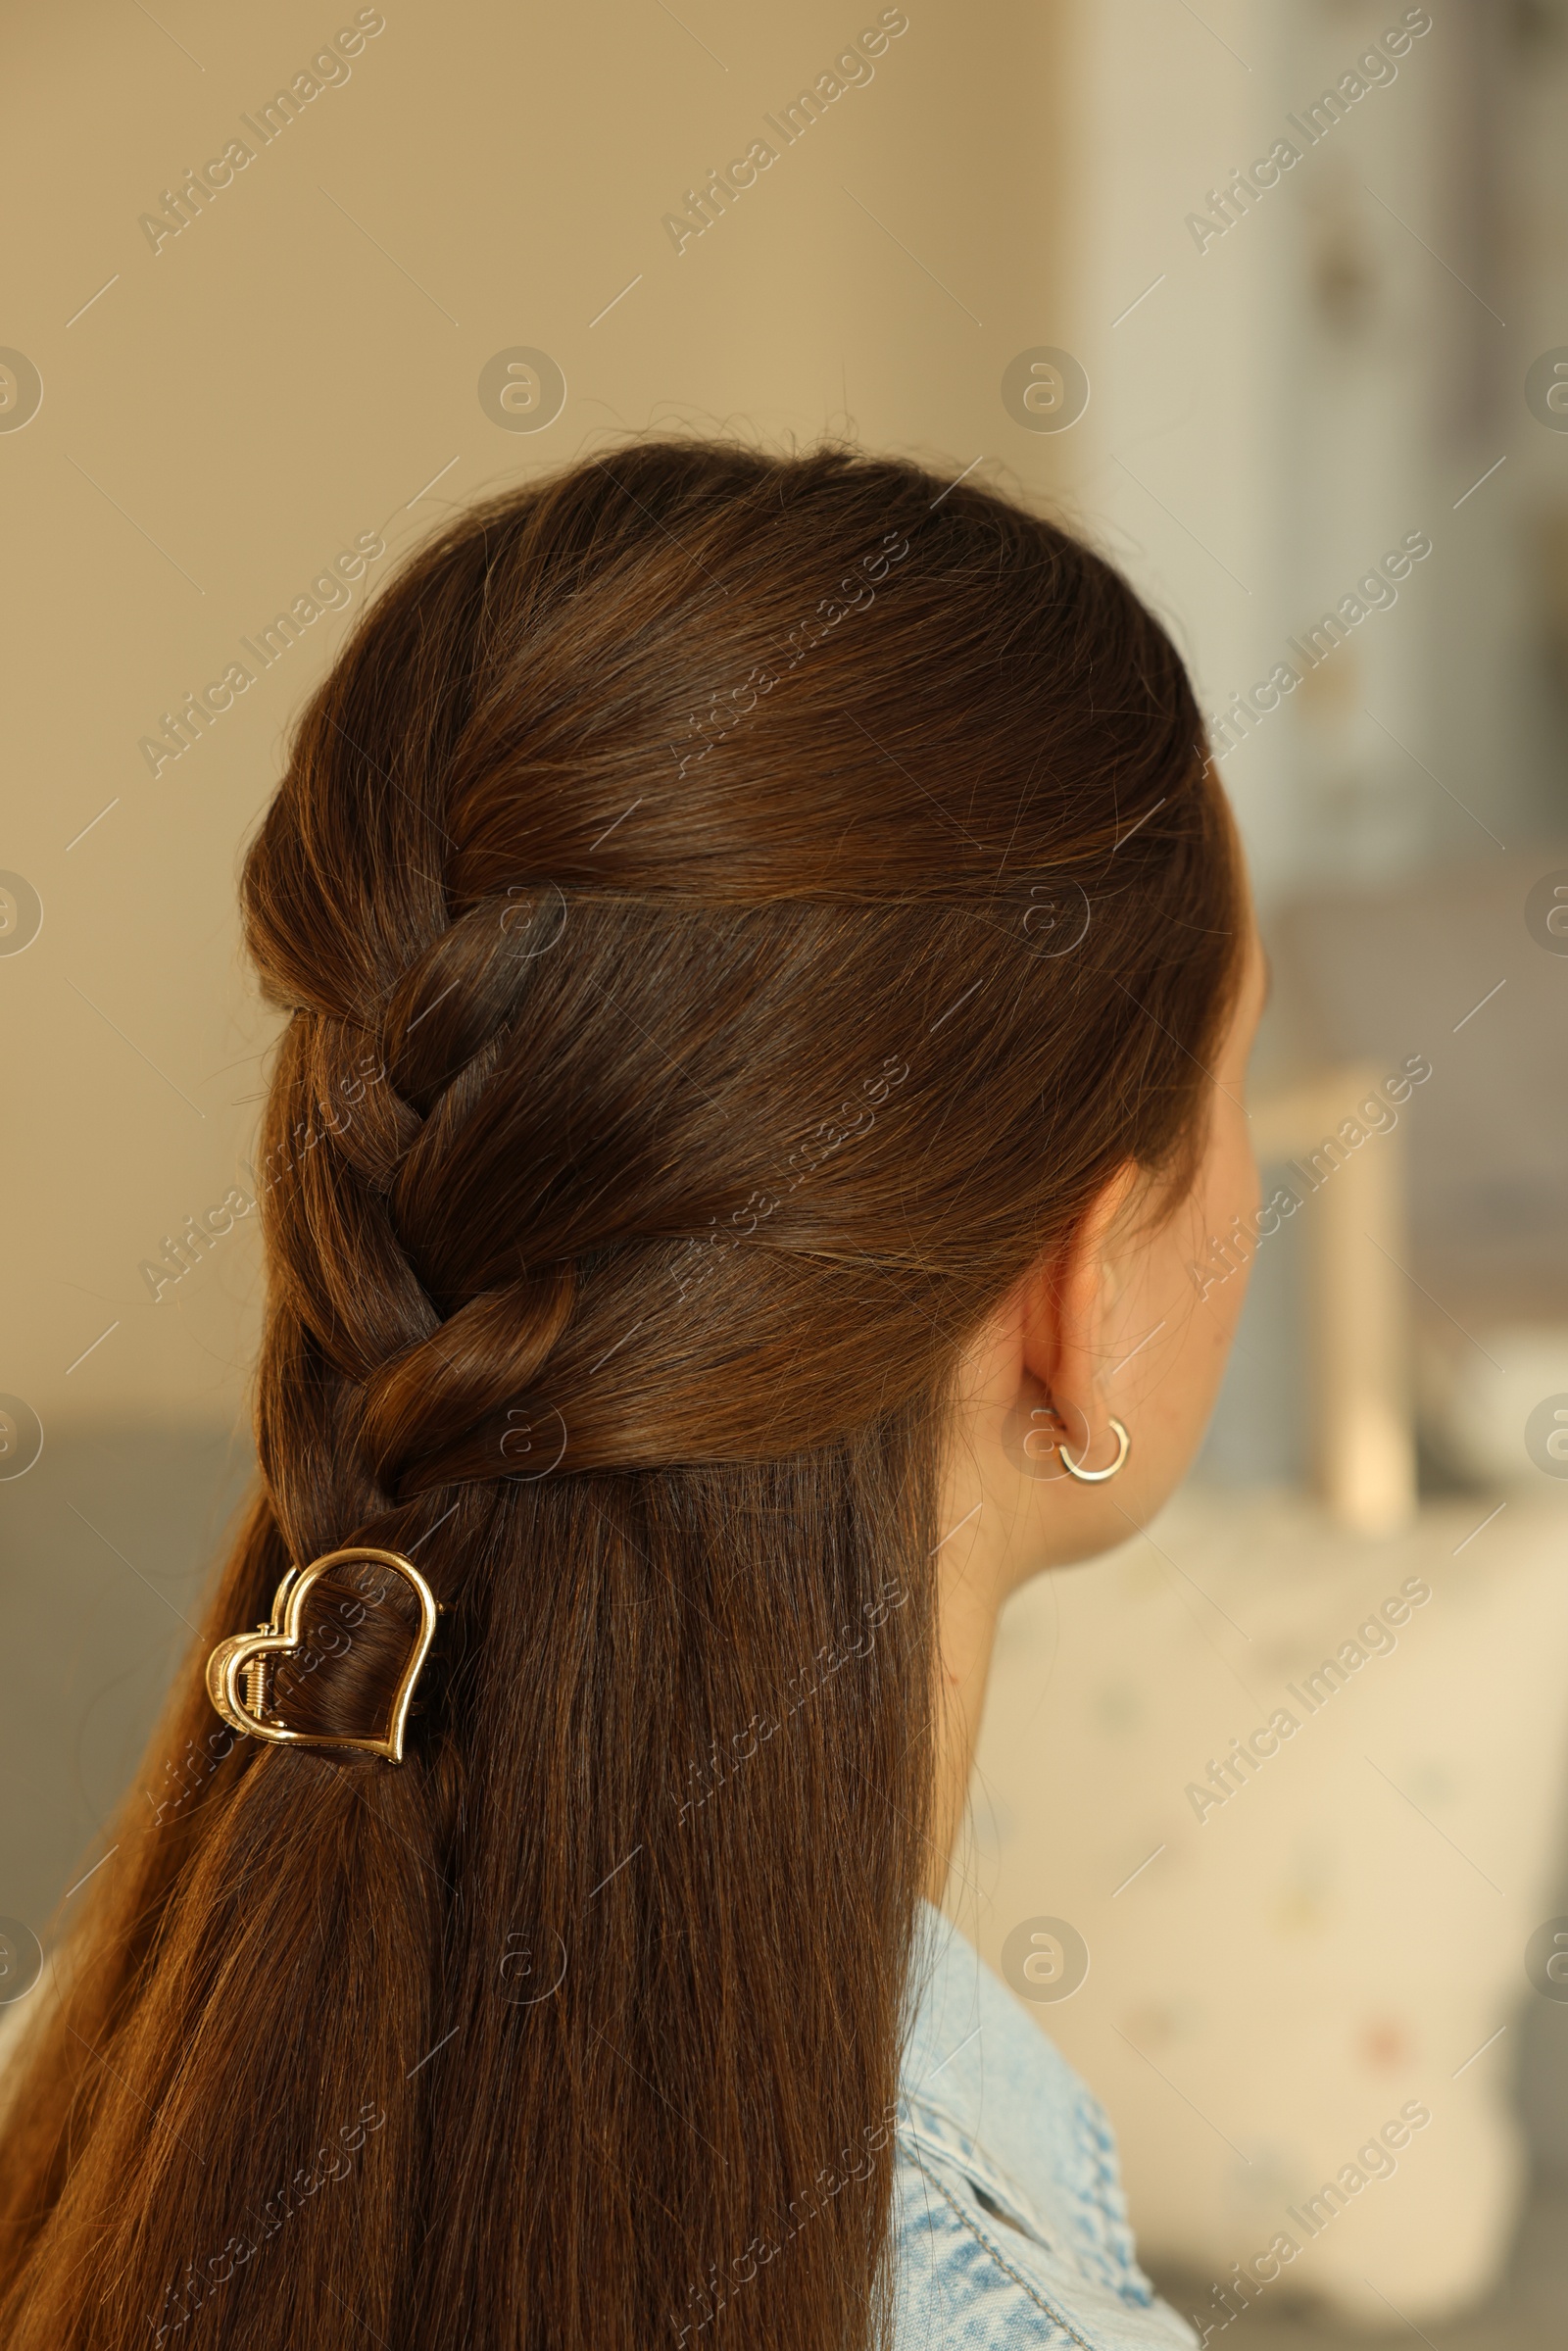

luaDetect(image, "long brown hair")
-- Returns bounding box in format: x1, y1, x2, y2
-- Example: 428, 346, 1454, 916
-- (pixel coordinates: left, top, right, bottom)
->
0, 440, 1244, 2349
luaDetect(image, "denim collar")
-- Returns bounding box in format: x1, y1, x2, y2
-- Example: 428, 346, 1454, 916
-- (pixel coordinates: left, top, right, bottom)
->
899, 1899, 1146, 2298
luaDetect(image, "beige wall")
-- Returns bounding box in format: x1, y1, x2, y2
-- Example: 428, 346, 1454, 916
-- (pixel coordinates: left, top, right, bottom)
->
3, 0, 1075, 1432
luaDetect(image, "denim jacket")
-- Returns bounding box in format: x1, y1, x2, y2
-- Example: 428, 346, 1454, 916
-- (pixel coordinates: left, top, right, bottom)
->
895, 1902, 1197, 2350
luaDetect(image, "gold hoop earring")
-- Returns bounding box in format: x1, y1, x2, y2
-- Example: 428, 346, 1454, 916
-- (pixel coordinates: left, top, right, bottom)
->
1056, 1416, 1131, 1484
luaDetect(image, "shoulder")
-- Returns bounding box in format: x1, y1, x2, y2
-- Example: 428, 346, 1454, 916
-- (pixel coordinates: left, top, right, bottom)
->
891, 1904, 1198, 2351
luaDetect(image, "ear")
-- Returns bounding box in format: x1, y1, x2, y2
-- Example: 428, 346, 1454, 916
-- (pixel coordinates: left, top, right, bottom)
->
1016, 1161, 1139, 1455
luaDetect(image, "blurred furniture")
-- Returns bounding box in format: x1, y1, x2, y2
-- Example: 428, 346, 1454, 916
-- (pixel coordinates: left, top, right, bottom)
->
1267, 858, 1568, 1449
957, 1480, 1568, 2333
1250, 1066, 1416, 1535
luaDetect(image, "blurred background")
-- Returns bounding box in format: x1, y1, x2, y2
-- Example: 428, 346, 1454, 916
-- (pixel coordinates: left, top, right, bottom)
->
2, 0, 1567, 2338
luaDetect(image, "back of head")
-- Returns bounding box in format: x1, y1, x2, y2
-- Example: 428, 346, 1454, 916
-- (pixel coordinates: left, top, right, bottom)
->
0, 441, 1243, 2350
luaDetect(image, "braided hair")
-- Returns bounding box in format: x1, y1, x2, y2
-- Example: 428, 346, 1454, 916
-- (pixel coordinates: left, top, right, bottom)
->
0, 440, 1245, 2350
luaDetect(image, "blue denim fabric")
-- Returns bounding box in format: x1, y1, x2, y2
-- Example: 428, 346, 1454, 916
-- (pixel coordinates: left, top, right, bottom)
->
894, 1903, 1198, 2350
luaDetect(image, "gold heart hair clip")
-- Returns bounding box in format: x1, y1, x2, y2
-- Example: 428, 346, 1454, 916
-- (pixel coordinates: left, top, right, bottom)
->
205, 1546, 440, 1764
